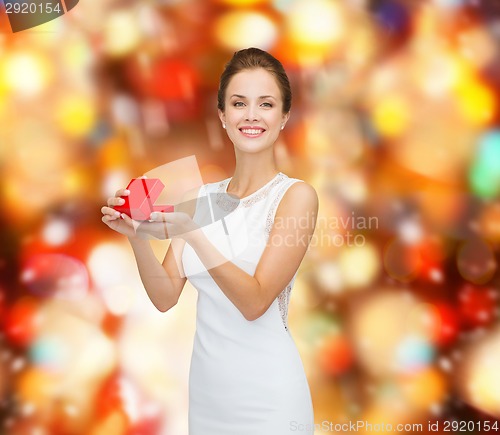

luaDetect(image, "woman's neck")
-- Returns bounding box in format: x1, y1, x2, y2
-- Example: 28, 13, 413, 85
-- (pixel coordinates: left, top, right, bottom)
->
227, 156, 279, 198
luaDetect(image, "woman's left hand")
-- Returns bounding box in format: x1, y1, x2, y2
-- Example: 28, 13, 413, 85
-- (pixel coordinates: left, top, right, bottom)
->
148, 211, 200, 241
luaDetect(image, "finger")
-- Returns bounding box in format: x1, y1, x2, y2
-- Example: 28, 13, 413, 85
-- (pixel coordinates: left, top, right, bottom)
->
115, 188, 130, 197
107, 197, 126, 207
149, 212, 171, 222
101, 205, 121, 216
138, 175, 148, 179
102, 215, 113, 224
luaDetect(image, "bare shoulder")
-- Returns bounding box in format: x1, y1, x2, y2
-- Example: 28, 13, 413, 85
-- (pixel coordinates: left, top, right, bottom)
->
274, 180, 318, 224
281, 181, 318, 210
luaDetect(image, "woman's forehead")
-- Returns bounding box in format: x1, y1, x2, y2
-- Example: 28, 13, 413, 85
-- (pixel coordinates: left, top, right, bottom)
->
226, 69, 281, 96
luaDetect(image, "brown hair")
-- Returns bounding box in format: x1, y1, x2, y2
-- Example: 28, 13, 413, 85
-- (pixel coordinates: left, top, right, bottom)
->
217, 47, 292, 114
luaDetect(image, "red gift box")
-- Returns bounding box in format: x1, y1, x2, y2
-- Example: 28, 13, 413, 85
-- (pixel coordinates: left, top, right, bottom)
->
113, 178, 174, 220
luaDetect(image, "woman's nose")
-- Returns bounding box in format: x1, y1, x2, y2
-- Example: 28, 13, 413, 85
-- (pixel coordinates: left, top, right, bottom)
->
244, 104, 259, 121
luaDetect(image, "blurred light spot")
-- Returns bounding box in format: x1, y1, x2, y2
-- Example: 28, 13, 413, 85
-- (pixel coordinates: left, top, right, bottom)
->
104, 9, 142, 57
99, 135, 131, 168
11, 357, 26, 372
469, 130, 500, 199
454, 79, 496, 125
371, 95, 410, 138
112, 94, 141, 127
137, 5, 165, 38
36, 298, 116, 400
214, 11, 277, 51
438, 356, 453, 372
21, 254, 89, 300
398, 218, 423, 245
429, 303, 460, 346
351, 290, 424, 376
287, 0, 344, 49
301, 312, 341, 346
64, 404, 79, 416
479, 202, 500, 243
395, 335, 435, 373
29, 336, 68, 373
101, 284, 136, 316
272, 0, 295, 13
55, 94, 97, 138
458, 27, 497, 68
87, 242, 132, 289
142, 99, 169, 136
3, 51, 53, 97
414, 51, 462, 97
456, 238, 497, 284
42, 218, 72, 246
93, 410, 128, 434
399, 367, 447, 410
102, 169, 131, 199
339, 243, 380, 288
217, 0, 267, 5
5, 296, 40, 347
458, 283, 498, 328
17, 368, 57, 406
316, 261, 343, 294
384, 238, 421, 282
88, 242, 141, 314
433, 0, 465, 9
462, 327, 500, 417
407, 303, 437, 341
317, 333, 354, 376
61, 34, 93, 72
337, 173, 368, 204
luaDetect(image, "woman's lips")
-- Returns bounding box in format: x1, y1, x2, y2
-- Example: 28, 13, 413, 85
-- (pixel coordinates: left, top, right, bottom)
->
239, 127, 266, 137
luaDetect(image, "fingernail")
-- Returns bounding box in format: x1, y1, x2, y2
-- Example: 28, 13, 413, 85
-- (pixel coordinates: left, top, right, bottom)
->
114, 211, 120, 217
121, 213, 126, 219
150, 212, 158, 220
124, 190, 130, 194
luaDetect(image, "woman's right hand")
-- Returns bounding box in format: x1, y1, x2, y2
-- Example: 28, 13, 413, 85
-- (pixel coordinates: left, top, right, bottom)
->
101, 180, 175, 240
101, 187, 140, 239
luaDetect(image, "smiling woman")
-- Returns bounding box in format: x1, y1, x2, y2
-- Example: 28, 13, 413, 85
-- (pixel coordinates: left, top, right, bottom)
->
218, 68, 289, 160
101, 47, 318, 435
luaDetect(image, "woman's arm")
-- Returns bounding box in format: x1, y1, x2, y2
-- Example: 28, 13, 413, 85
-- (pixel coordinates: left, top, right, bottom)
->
127, 237, 187, 312
183, 182, 318, 321
102, 184, 200, 312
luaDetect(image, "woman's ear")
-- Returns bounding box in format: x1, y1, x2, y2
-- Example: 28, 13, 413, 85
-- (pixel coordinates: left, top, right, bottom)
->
281, 111, 290, 129
218, 109, 226, 128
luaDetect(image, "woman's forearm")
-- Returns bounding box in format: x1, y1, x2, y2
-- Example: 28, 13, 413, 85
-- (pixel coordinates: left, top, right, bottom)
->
127, 237, 181, 312
185, 229, 265, 321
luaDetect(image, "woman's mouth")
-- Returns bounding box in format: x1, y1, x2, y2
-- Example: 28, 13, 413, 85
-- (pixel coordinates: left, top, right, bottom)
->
239, 127, 266, 137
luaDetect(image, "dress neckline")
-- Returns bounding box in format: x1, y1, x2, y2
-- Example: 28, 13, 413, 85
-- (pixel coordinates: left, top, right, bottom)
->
224, 172, 283, 201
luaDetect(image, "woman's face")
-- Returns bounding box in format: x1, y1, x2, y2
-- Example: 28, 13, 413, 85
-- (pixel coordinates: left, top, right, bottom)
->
218, 68, 289, 154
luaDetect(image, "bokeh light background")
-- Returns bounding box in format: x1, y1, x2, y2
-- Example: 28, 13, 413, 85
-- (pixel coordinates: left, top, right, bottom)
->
1, 0, 500, 433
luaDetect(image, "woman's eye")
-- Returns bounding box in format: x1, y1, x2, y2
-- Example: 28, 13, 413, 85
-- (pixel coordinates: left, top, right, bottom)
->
234, 101, 244, 107
261, 102, 273, 108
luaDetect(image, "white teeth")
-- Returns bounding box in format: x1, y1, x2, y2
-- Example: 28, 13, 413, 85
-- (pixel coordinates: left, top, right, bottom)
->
241, 129, 263, 135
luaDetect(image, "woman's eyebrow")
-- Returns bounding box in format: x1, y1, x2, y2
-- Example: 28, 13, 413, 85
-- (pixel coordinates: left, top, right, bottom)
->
229, 94, 276, 100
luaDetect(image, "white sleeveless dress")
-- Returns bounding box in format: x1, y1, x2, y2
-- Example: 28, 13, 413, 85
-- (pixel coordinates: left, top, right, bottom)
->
181, 172, 314, 435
